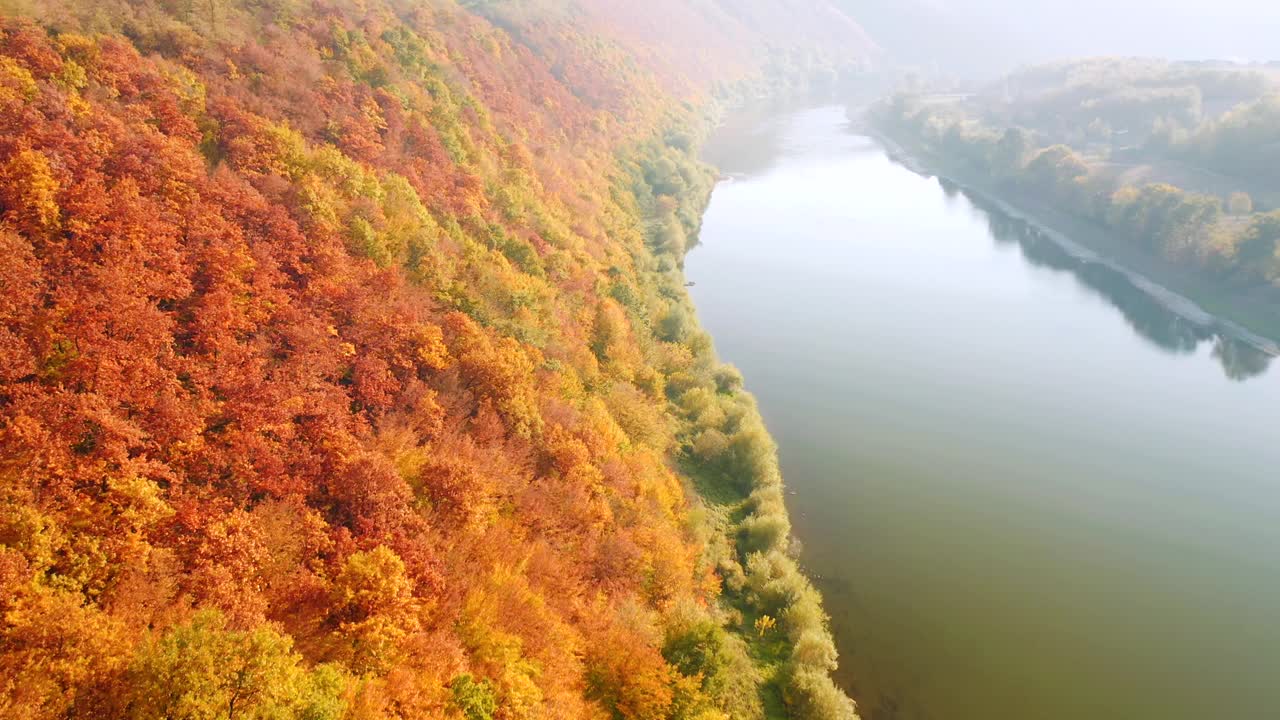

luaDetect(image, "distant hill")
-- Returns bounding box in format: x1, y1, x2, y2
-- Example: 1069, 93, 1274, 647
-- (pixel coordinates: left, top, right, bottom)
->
465, 0, 879, 99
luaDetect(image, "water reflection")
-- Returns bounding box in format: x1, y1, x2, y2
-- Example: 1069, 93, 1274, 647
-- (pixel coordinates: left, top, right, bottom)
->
703, 98, 889, 180
943, 179, 1273, 381
701, 107, 787, 179
1213, 337, 1273, 381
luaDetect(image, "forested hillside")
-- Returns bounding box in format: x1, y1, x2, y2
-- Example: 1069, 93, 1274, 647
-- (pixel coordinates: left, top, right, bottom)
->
0, 1, 874, 718
871, 58, 1280, 340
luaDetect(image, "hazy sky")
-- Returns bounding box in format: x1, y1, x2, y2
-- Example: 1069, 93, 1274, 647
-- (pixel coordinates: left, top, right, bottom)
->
963, 0, 1280, 61
845, 0, 1280, 78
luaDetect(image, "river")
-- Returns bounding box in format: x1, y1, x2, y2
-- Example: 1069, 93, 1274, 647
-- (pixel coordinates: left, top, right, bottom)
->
688, 105, 1280, 720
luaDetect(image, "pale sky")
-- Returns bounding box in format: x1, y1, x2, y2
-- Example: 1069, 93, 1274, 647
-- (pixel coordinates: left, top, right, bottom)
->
966, 0, 1280, 62
844, 0, 1280, 78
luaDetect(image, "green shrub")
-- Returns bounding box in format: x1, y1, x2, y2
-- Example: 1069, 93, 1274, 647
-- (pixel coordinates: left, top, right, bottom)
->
739, 512, 790, 555
784, 666, 858, 720
451, 674, 498, 720
712, 365, 744, 394
662, 602, 764, 720
790, 629, 839, 672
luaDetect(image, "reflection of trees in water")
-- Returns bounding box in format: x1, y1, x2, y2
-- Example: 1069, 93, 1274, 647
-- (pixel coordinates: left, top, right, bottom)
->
701, 106, 790, 179
821, 573, 918, 720
936, 177, 963, 209
948, 183, 1273, 381
1212, 337, 1273, 381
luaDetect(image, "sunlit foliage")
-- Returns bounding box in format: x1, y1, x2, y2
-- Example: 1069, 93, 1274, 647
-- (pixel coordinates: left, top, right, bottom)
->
0, 0, 864, 718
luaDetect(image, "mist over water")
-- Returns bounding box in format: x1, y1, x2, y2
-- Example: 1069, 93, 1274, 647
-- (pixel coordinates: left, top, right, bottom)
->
691, 105, 1280, 720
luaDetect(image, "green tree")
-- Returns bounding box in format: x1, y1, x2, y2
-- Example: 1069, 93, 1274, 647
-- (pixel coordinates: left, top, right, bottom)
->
127, 611, 346, 720
992, 127, 1032, 175
451, 674, 498, 720
1024, 145, 1089, 198
1237, 211, 1280, 275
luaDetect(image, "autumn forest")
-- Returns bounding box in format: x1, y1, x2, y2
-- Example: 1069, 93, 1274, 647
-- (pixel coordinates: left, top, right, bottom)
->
0, 0, 878, 719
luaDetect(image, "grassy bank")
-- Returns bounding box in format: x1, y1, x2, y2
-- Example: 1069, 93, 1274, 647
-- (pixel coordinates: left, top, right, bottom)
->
621, 123, 860, 718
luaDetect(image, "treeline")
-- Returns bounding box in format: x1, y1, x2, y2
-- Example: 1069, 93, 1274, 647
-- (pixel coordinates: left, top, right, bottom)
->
977, 58, 1277, 149
0, 1, 867, 719
1176, 95, 1280, 185
981, 59, 1280, 189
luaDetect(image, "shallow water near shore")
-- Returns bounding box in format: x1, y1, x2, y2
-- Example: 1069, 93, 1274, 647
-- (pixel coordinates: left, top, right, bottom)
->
690, 105, 1280, 720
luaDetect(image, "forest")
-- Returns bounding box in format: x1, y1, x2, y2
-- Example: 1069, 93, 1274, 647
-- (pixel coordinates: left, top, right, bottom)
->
872, 58, 1280, 339
0, 0, 877, 718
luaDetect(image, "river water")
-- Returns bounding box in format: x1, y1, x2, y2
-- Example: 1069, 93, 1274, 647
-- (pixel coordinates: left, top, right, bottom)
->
688, 105, 1280, 720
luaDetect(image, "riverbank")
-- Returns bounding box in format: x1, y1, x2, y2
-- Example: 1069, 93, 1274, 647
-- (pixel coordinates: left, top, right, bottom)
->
630, 116, 862, 717
863, 123, 1280, 356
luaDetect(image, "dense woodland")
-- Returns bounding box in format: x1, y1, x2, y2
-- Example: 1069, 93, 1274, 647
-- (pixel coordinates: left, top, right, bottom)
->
0, 1, 877, 718
873, 58, 1280, 337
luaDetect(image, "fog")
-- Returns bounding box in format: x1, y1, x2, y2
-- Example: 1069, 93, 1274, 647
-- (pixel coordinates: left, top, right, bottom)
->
842, 0, 1280, 79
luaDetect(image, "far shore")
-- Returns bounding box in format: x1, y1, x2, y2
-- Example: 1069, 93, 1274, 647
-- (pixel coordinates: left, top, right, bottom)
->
863, 125, 1280, 356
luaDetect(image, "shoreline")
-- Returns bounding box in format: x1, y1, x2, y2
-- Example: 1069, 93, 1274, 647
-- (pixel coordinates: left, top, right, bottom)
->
865, 127, 1280, 357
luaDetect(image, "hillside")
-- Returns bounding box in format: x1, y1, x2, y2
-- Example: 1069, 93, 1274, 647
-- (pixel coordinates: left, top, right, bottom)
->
0, 1, 875, 719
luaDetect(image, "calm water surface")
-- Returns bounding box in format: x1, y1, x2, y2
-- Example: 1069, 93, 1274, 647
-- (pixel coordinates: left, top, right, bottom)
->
689, 106, 1280, 720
